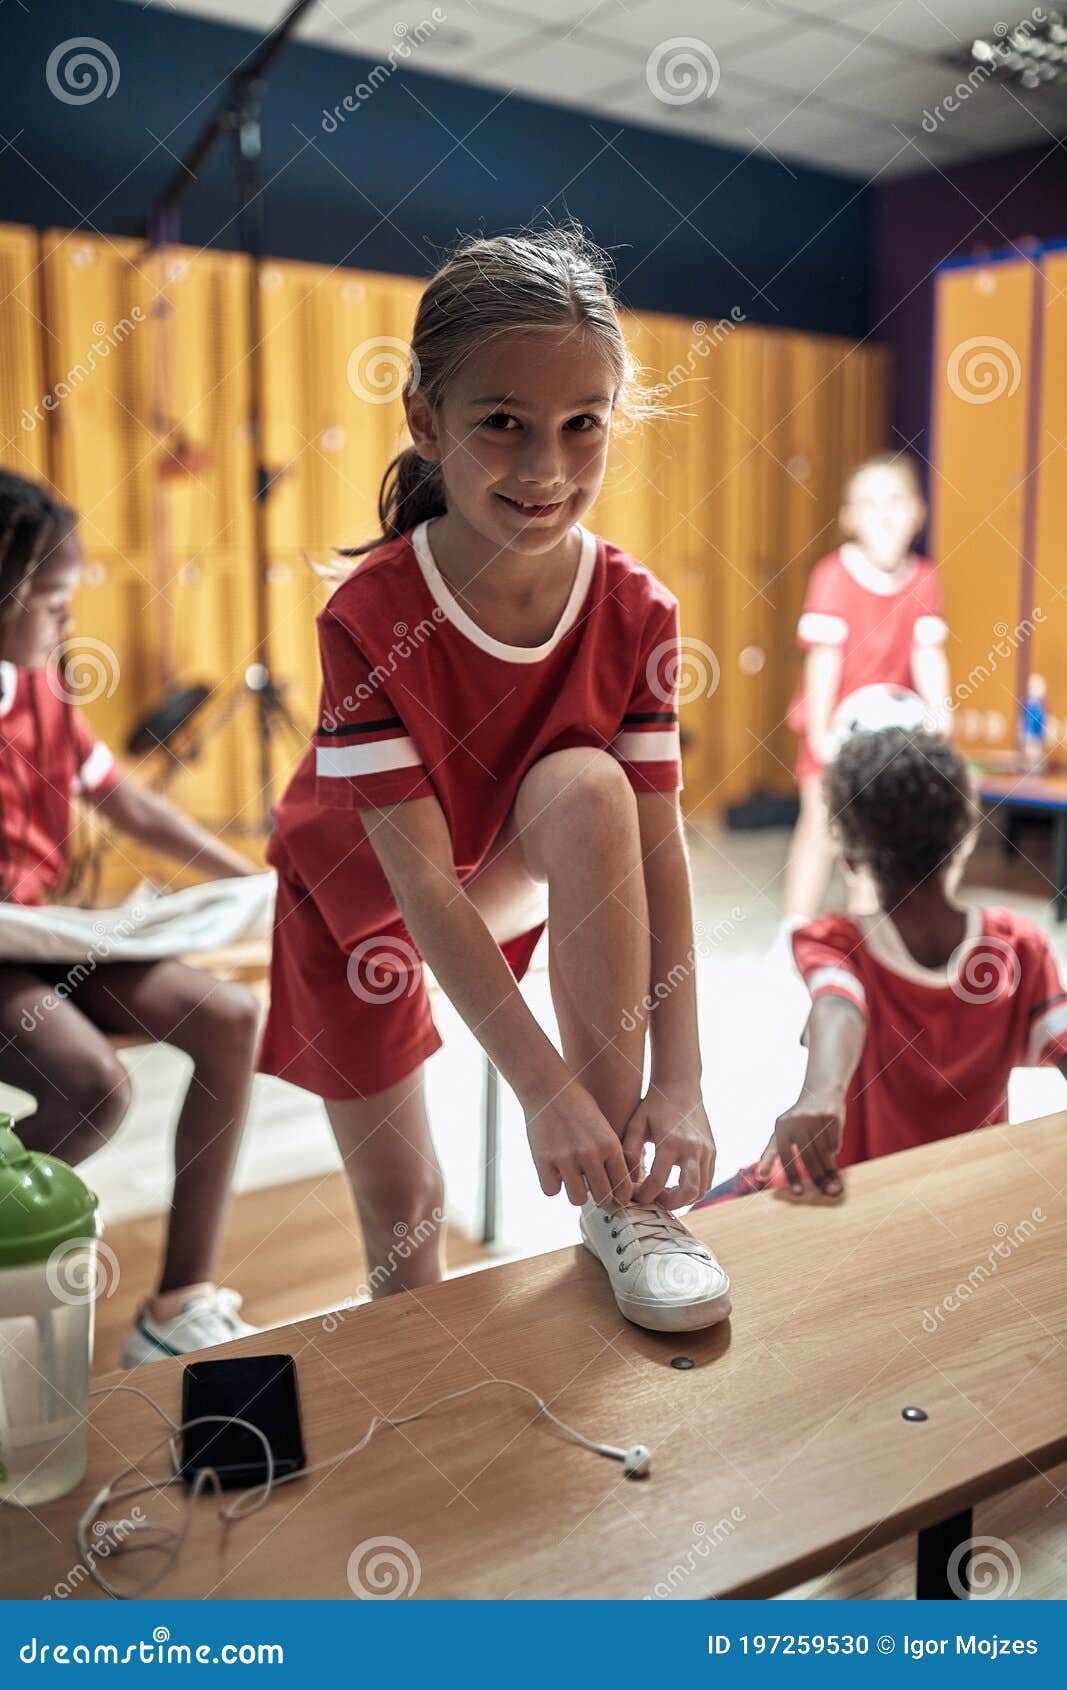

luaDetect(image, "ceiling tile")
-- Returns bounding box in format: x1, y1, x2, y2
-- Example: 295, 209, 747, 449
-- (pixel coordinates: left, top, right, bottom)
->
845, 1, 1016, 56
719, 21, 911, 98
575, 0, 786, 54
305, 1, 522, 65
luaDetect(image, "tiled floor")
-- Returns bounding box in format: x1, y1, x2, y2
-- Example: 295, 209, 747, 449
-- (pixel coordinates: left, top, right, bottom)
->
33, 817, 1067, 1266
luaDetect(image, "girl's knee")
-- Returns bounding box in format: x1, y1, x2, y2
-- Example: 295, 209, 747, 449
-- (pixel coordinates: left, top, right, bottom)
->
182, 981, 261, 1062
354, 1164, 446, 1239
29, 1051, 131, 1162
517, 748, 636, 839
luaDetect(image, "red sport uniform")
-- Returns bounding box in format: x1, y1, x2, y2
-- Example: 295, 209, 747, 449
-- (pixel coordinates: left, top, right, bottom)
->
788, 544, 947, 781
699, 907, 1067, 1204
794, 908, 1067, 1165
0, 659, 120, 905
258, 521, 683, 1100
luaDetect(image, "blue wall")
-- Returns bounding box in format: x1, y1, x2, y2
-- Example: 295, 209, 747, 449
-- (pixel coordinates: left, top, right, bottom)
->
6, 0, 873, 336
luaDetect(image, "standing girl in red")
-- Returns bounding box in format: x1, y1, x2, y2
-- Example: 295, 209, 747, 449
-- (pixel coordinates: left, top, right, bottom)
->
259, 228, 730, 1333
783, 453, 950, 920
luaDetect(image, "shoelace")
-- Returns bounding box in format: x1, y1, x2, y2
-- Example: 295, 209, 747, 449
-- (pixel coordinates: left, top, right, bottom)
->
601, 1204, 713, 1268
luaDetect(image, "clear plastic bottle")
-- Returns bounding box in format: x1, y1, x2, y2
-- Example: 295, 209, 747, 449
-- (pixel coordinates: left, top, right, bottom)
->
0, 1117, 101, 1505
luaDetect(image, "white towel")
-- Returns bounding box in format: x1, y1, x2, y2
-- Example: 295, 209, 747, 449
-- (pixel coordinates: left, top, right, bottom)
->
0, 873, 276, 964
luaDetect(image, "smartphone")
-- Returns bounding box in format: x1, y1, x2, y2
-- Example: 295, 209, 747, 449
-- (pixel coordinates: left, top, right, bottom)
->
180, 1354, 306, 1490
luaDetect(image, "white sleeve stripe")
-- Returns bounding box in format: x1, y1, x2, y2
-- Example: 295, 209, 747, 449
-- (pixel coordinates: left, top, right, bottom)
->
914, 615, 949, 647
316, 738, 424, 779
610, 728, 681, 763
1026, 1000, 1067, 1065
798, 612, 848, 646
76, 742, 115, 793
807, 965, 867, 1011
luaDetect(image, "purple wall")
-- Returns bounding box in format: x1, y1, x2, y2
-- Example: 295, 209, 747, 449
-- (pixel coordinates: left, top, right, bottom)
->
873, 141, 1067, 474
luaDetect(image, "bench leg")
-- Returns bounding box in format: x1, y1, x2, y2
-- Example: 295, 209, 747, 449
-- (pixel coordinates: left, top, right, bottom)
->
480, 1054, 501, 1246
916, 1507, 972, 1599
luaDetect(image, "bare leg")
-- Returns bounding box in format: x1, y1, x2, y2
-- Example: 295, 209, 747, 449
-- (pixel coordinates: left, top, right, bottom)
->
325, 1071, 446, 1297
0, 967, 132, 1163
783, 775, 837, 920
508, 748, 650, 1136
70, 961, 259, 1296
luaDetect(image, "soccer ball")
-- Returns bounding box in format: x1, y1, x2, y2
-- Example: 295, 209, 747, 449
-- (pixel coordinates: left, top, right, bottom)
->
828, 684, 932, 758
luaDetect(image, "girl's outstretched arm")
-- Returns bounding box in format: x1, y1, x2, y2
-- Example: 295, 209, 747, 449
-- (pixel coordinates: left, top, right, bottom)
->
620, 790, 716, 1209
804, 643, 843, 763
360, 794, 633, 1209
761, 994, 866, 1196
92, 779, 259, 878
911, 641, 951, 732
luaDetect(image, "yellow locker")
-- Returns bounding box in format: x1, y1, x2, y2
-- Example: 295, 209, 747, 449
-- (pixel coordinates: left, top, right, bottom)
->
1029, 248, 1067, 750
0, 224, 48, 483
930, 257, 1037, 757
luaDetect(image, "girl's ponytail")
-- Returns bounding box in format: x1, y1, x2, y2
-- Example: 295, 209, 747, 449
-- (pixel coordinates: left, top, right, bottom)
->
337, 446, 445, 560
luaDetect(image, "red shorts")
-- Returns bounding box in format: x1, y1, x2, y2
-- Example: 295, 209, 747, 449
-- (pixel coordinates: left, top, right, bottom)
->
257, 867, 544, 1100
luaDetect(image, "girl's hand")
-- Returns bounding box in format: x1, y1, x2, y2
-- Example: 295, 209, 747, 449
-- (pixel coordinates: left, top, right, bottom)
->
525, 1080, 633, 1208
622, 1085, 716, 1210
761, 1097, 843, 1197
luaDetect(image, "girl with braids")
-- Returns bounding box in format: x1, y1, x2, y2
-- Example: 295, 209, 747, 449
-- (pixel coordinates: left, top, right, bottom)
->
260, 226, 731, 1333
697, 728, 1067, 1206
0, 470, 263, 1365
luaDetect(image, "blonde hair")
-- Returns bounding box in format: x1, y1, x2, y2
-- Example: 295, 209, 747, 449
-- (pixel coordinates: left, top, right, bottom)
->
843, 450, 924, 504
340, 224, 647, 559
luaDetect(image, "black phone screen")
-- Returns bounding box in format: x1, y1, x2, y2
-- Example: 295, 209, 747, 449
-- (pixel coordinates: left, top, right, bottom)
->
180, 1354, 306, 1490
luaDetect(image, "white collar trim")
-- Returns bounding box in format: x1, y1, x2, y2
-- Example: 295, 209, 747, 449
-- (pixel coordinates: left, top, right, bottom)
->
0, 661, 18, 718
857, 905, 982, 988
840, 542, 917, 597
412, 521, 596, 664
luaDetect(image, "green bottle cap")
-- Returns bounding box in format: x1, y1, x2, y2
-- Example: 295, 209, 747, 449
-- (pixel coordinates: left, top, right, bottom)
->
0, 1114, 101, 1269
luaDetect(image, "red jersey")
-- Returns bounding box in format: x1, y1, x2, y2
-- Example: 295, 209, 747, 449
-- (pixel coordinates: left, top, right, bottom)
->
267, 522, 683, 944
788, 546, 946, 764
792, 908, 1067, 1164
0, 660, 120, 906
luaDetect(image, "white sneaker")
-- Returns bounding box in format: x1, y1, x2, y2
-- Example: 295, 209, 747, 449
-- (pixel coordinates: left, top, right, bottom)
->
121, 1287, 258, 1367
580, 1200, 732, 1333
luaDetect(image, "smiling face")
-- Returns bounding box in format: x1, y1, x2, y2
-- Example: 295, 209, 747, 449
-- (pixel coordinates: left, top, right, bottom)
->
841, 462, 926, 572
1, 522, 83, 668
404, 325, 618, 557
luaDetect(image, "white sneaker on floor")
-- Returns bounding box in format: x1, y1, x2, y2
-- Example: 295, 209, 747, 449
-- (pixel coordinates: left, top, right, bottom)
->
580, 1200, 732, 1333
121, 1287, 258, 1367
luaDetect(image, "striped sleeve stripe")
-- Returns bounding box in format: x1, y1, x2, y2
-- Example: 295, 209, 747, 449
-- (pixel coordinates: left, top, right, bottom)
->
622, 711, 677, 725
76, 742, 115, 794
610, 727, 681, 764
317, 715, 404, 738
913, 615, 949, 647
807, 964, 867, 1014
1026, 998, 1067, 1065
316, 738, 424, 779
798, 611, 848, 646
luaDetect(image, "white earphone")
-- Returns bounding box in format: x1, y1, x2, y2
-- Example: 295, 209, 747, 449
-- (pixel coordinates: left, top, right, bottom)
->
78, 1376, 652, 1597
